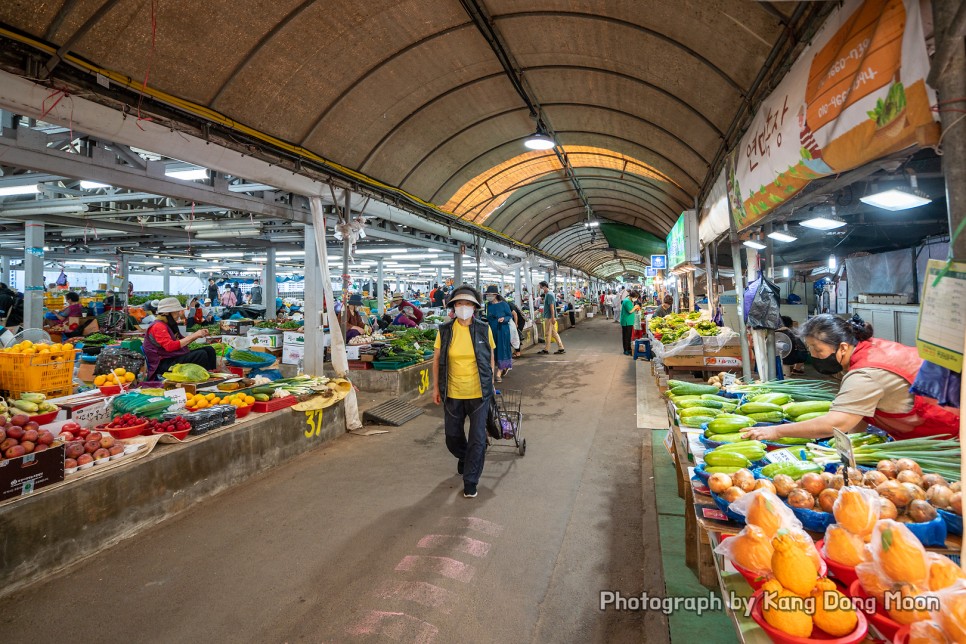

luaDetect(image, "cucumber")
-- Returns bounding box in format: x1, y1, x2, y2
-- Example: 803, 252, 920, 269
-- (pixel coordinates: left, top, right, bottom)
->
679, 399, 727, 409
783, 401, 832, 419
668, 395, 703, 404
706, 415, 756, 434
680, 415, 715, 428
669, 382, 721, 396
737, 402, 783, 414
253, 393, 270, 402
700, 394, 734, 404
679, 406, 722, 418
252, 386, 276, 396
704, 451, 751, 468
791, 411, 826, 422
750, 393, 792, 406
747, 411, 785, 423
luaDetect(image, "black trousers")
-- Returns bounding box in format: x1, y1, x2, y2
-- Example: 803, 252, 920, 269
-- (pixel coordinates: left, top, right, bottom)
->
443, 396, 490, 487
621, 324, 633, 353
153, 346, 217, 379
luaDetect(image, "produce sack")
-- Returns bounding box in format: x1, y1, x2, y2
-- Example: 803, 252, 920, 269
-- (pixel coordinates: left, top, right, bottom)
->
743, 276, 782, 330
93, 347, 145, 377
910, 359, 961, 408
728, 489, 803, 537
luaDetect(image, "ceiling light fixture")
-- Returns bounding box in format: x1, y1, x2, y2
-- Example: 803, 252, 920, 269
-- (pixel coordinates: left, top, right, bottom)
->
2, 202, 88, 216
829, 255, 837, 271
743, 233, 766, 250
0, 184, 40, 196
767, 223, 798, 243
165, 168, 209, 181
200, 251, 245, 258
524, 122, 555, 150
799, 213, 846, 230
354, 247, 408, 255
782, 267, 790, 278
79, 180, 111, 190
859, 174, 932, 211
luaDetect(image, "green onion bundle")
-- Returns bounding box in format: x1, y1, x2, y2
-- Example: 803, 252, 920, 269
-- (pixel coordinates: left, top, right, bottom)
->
807, 436, 961, 482
730, 379, 839, 402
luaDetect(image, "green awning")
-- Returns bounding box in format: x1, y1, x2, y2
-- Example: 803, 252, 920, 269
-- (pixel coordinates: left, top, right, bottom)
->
599, 223, 666, 261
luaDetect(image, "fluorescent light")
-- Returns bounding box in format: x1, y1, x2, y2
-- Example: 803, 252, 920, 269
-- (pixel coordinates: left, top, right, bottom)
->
0, 184, 39, 196
201, 251, 244, 258
276, 251, 305, 257
139, 261, 163, 266
355, 247, 407, 255
79, 181, 111, 190
165, 168, 209, 181
829, 256, 837, 270
168, 266, 184, 271
859, 188, 931, 211
768, 231, 798, 243
799, 216, 846, 230
3, 202, 88, 216
584, 221, 600, 228
782, 267, 790, 278
390, 254, 438, 260
524, 133, 555, 150
195, 228, 261, 239
430, 260, 454, 265
743, 240, 766, 250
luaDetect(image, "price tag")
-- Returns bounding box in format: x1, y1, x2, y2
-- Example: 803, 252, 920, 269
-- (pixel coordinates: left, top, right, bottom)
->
765, 448, 800, 464
701, 507, 728, 521
346, 345, 361, 361
833, 428, 856, 469
165, 388, 188, 409
73, 402, 112, 428
413, 342, 420, 351
722, 373, 737, 387
663, 431, 674, 456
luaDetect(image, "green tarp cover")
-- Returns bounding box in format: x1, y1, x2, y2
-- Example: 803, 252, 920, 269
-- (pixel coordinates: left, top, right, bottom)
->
599, 223, 666, 260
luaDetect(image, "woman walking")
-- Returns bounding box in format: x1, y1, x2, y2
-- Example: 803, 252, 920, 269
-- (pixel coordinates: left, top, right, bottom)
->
484, 285, 513, 381
432, 286, 496, 499
620, 290, 642, 355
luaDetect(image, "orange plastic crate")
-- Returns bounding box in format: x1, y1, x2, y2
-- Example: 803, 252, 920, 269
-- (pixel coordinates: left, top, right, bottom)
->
0, 350, 78, 398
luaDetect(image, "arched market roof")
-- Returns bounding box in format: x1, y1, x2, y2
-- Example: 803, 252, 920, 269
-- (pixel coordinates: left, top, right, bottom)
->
0, 0, 813, 275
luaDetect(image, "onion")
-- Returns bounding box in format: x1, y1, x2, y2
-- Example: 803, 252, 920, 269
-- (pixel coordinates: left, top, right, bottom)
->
896, 458, 922, 476
846, 467, 863, 485
800, 472, 826, 496
877, 480, 913, 508
708, 473, 733, 495
921, 474, 949, 490
907, 499, 938, 523
732, 468, 756, 492
876, 459, 898, 479
878, 497, 899, 520
902, 482, 926, 503
829, 474, 845, 490
773, 474, 797, 498
821, 471, 834, 486
896, 470, 924, 488
926, 484, 954, 509
721, 486, 746, 503
754, 479, 777, 494
950, 481, 961, 493
787, 488, 815, 510
951, 492, 962, 515
818, 488, 839, 513
863, 470, 888, 488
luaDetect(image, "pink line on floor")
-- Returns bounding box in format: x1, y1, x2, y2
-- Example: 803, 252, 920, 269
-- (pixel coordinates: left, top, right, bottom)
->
346, 610, 438, 643
416, 534, 492, 558
374, 580, 456, 613
437, 516, 505, 536
394, 555, 476, 583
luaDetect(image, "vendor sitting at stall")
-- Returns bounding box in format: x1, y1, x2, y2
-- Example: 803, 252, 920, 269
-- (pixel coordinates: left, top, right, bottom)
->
392, 305, 419, 328
390, 292, 424, 324
345, 294, 370, 340
743, 314, 960, 442
144, 297, 216, 381
55, 291, 84, 322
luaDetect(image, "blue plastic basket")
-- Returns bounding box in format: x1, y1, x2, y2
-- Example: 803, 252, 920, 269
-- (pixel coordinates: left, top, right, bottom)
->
904, 515, 948, 547
710, 491, 746, 524
225, 351, 277, 368
938, 508, 962, 536
785, 503, 835, 532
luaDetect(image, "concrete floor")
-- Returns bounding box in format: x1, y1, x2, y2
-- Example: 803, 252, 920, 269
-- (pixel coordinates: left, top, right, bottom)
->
0, 318, 671, 644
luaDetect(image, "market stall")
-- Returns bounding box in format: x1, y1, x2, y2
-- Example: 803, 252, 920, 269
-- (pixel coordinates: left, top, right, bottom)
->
662, 377, 963, 642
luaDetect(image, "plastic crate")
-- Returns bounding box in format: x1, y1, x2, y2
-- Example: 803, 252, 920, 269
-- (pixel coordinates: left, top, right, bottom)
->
252, 396, 298, 413
373, 360, 417, 371
0, 350, 78, 398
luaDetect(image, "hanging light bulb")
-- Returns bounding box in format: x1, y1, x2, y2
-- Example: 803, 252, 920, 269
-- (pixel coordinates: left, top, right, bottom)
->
524, 122, 555, 150
829, 255, 837, 271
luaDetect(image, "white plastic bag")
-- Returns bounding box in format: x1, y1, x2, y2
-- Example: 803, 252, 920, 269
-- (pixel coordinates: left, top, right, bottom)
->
509, 322, 520, 350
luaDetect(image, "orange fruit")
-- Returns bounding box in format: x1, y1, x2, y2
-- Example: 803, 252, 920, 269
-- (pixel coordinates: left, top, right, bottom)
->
94, 375, 107, 386
113, 368, 126, 376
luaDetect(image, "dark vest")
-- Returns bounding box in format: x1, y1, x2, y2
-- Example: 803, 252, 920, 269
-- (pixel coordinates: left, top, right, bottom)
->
437, 318, 494, 401
143, 321, 189, 380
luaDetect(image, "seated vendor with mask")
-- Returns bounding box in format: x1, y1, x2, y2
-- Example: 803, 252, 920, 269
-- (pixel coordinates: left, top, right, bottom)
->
144, 297, 216, 380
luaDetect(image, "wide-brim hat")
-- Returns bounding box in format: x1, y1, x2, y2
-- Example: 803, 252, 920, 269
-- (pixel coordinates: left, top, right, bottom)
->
348, 294, 364, 306
448, 286, 482, 308
391, 291, 405, 301
156, 297, 183, 314
484, 285, 499, 294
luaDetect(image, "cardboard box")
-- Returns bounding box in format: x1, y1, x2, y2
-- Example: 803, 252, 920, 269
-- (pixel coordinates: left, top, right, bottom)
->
282, 331, 305, 345
0, 443, 65, 501
219, 320, 253, 336
248, 333, 282, 349
282, 343, 305, 366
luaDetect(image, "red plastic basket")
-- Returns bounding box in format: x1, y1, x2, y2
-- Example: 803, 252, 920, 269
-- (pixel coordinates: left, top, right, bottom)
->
252, 397, 297, 413
96, 421, 148, 440
849, 581, 902, 640
749, 587, 868, 643
816, 540, 860, 588
0, 350, 78, 399
234, 405, 252, 418
28, 410, 60, 426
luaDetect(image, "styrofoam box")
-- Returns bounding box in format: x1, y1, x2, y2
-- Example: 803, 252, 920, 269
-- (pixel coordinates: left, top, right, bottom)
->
281, 343, 305, 365
283, 331, 305, 345
249, 333, 282, 348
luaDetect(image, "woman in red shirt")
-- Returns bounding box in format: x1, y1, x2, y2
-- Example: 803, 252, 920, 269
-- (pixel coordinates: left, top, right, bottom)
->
144, 297, 216, 380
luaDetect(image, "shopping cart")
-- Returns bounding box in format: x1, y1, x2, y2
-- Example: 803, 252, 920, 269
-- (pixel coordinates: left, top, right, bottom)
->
488, 388, 525, 456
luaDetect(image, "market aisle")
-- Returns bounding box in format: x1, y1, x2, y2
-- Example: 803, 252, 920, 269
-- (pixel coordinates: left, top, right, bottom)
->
0, 318, 668, 644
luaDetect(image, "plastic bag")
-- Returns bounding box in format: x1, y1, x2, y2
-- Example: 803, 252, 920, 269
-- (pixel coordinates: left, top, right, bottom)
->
926, 552, 966, 592
911, 359, 961, 408
651, 328, 703, 359
822, 524, 870, 567
929, 579, 966, 642
728, 489, 802, 537
869, 519, 930, 587
832, 486, 881, 537
56, 271, 67, 286
508, 322, 520, 350
713, 524, 775, 575
743, 276, 782, 329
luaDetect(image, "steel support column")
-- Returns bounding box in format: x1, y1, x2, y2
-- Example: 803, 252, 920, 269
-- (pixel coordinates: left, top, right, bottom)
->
264, 248, 277, 316
514, 267, 522, 307
933, 0, 966, 258
303, 224, 321, 375
730, 234, 753, 381
24, 221, 44, 329
162, 267, 171, 294
454, 253, 463, 285
377, 259, 385, 315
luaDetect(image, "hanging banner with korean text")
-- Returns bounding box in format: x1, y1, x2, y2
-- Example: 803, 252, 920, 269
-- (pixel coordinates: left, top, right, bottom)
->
728, 0, 938, 231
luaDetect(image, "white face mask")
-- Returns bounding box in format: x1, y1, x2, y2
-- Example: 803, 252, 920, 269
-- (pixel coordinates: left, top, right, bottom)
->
454, 306, 474, 320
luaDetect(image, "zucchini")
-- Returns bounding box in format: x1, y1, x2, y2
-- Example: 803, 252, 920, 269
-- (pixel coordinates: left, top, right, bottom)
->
704, 431, 748, 443
715, 440, 765, 452
750, 393, 792, 406
737, 402, 783, 414
747, 411, 785, 423
782, 401, 832, 419
668, 395, 703, 404
252, 386, 276, 396
705, 466, 745, 474
679, 399, 727, 409
706, 415, 756, 434
700, 394, 734, 404
704, 451, 752, 468
709, 444, 765, 460
771, 437, 814, 445
792, 411, 826, 422
680, 415, 716, 428
253, 393, 270, 402
679, 406, 722, 418
669, 382, 721, 396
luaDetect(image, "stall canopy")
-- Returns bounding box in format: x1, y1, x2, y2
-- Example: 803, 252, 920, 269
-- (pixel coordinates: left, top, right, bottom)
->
0, 1, 829, 278
599, 223, 667, 261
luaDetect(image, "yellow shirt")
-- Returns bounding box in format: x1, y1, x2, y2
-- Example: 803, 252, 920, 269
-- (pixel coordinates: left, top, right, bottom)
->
434, 322, 496, 399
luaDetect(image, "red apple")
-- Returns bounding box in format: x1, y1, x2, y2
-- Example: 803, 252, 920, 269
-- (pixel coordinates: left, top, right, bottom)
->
22, 429, 38, 443
37, 431, 54, 446
84, 440, 100, 454
33, 443, 48, 452
5, 445, 25, 458
0, 427, 6, 443
0, 414, 8, 426
9, 414, 29, 428
65, 441, 85, 459
6, 426, 24, 440
93, 448, 110, 460
99, 435, 115, 449
76, 453, 93, 465
87, 432, 102, 442
23, 420, 40, 432
62, 422, 81, 433
108, 445, 124, 456
0, 437, 18, 451
19, 440, 35, 453
64, 458, 78, 468
59, 431, 74, 442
